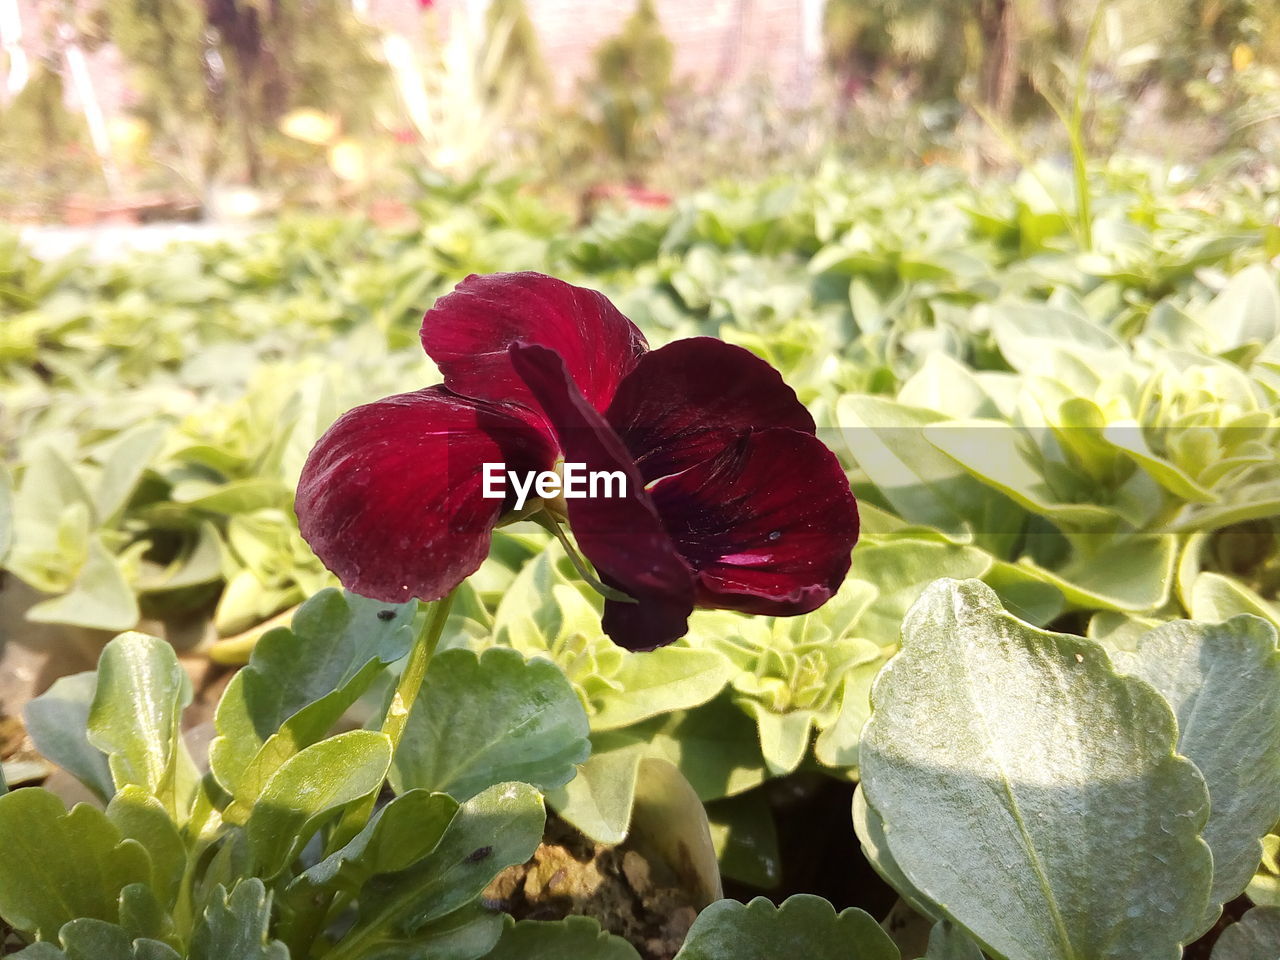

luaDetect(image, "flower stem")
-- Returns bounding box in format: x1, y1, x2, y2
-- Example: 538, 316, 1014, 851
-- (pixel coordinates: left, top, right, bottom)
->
532, 513, 636, 604
381, 590, 455, 753
282, 590, 455, 958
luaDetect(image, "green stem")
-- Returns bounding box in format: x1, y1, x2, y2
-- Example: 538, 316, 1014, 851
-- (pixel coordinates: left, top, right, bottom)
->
381, 591, 455, 752
281, 592, 455, 958
532, 513, 636, 604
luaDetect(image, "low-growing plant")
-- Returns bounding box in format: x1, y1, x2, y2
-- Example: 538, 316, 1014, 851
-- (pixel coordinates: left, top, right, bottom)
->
2, 266, 1278, 960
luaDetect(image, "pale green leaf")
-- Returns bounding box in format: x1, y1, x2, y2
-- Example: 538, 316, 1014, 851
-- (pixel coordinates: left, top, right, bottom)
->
861, 579, 1213, 960
24, 671, 115, 802
245, 729, 392, 878
391, 647, 589, 801
189, 880, 289, 960
590, 646, 736, 732
1126, 616, 1280, 934
0, 790, 150, 941
1211, 907, 1280, 960
87, 632, 196, 819
479, 916, 641, 960
673, 895, 898, 960
339, 783, 545, 959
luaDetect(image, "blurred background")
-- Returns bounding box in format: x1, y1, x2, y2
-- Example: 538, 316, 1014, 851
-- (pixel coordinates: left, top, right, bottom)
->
2, 0, 1279, 228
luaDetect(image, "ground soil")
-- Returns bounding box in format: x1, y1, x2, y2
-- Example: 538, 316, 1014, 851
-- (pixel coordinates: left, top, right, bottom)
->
484, 814, 701, 960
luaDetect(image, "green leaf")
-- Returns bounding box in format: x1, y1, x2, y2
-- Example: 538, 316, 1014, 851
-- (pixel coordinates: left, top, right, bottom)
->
0, 790, 150, 940
87, 632, 196, 820
1211, 907, 1280, 960
189, 880, 289, 960
547, 732, 648, 845
117, 882, 174, 944
739, 702, 814, 776
210, 589, 415, 803
1004, 533, 1177, 614
988, 301, 1125, 382
851, 788, 936, 922
922, 920, 985, 960
589, 646, 737, 732
1124, 616, 1280, 934
337, 782, 545, 960
93, 424, 166, 524
27, 536, 140, 632
706, 791, 781, 890
289, 789, 459, 902
1249, 833, 1280, 907
24, 671, 115, 802
1188, 573, 1280, 630
924, 420, 1118, 529
848, 538, 993, 647
673, 895, 898, 960
245, 729, 393, 878
391, 648, 589, 801
646, 695, 769, 802
837, 395, 1024, 551
860, 578, 1213, 960
479, 916, 641, 960
11, 946, 69, 960
1203, 264, 1280, 350
106, 787, 187, 909
57, 919, 180, 960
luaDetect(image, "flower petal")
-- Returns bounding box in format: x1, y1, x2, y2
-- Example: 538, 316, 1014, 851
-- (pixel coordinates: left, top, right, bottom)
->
605, 337, 816, 482
422, 272, 648, 414
296, 387, 554, 603
508, 342, 696, 650
647, 428, 860, 616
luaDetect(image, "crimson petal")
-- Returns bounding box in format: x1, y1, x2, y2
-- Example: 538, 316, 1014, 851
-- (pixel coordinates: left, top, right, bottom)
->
422, 272, 648, 415
605, 337, 817, 482
508, 342, 696, 650
647, 428, 860, 616
296, 386, 554, 604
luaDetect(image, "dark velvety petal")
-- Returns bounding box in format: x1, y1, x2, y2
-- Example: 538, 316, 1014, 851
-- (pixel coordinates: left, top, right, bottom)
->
508, 342, 696, 650
422, 272, 648, 414
605, 337, 816, 483
600, 574, 699, 654
296, 386, 555, 604
647, 427, 859, 616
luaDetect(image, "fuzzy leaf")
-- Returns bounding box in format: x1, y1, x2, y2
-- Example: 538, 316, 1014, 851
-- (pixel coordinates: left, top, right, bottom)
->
479, 916, 641, 960
860, 579, 1213, 960
0, 790, 150, 941
338, 782, 545, 958
189, 880, 289, 960
210, 589, 415, 804
673, 895, 898, 960
245, 729, 392, 878
391, 647, 589, 801
1211, 907, 1280, 960
87, 632, 196, 820
1124, 616, 1280, 934
25, 671, 115, 802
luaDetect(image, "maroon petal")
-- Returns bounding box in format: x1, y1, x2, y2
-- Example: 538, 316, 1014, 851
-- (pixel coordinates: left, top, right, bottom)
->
605, 337, 816, 482
508, 342, 696, 650
647, 428, 859, 616
422, 272, 648, 414
296, 387, 554, 604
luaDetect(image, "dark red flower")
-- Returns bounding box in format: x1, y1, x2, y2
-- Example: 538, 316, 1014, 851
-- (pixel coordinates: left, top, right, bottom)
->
296, 272, 859, 650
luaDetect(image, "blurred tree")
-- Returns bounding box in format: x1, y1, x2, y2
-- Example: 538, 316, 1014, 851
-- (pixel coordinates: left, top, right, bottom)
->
0, 58, 89, 182
482, 0, 550, 104
103, 0, 385, 192
584, 0, 673, 180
